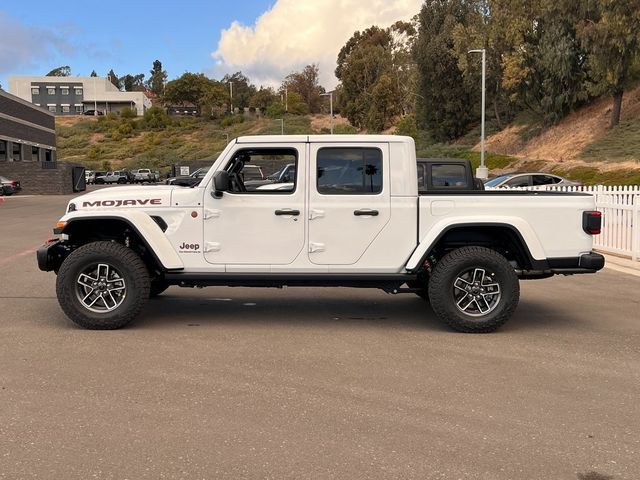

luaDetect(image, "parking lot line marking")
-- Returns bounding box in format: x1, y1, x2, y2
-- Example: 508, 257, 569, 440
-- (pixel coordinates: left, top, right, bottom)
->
0, 246, 39, 268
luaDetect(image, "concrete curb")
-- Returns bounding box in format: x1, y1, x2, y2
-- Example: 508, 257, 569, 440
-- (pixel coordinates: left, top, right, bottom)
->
601, 253, 640, 277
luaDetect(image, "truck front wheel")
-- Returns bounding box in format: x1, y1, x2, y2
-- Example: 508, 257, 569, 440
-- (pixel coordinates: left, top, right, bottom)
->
56, 241, 150, 329
428, 246, 520, 333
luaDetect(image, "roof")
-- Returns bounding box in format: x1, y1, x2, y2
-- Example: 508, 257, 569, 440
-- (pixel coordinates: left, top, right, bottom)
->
235, 134, 415, 144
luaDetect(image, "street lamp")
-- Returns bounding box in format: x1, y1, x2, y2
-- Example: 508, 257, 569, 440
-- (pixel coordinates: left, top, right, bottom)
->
468, 48, 487, 180
228, 81, 234, 114
276, 118, 284, 135
320, 92, 334, 134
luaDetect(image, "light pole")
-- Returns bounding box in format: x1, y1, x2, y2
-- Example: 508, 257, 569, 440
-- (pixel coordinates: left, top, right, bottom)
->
276, 118, 284, 135
468, 48, 487, 180
320, 92, 333, 134
228, 81, 234, 114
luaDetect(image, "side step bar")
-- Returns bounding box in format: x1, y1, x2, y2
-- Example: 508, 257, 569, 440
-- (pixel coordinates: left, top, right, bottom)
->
164, 272, 418, 289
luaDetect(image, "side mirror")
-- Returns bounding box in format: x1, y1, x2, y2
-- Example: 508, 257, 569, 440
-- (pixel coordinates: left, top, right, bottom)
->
212, 170, 230, 198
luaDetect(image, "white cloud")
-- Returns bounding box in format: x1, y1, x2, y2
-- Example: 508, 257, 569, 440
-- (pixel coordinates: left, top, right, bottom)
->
211, 0, 421, 89
0, 12, 75, 75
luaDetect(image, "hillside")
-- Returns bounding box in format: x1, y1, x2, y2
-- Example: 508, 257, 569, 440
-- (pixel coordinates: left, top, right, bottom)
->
480, 85, 640, 184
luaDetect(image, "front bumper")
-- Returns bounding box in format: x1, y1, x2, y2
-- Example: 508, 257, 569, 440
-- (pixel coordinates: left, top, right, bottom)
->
36, 240, 68, 272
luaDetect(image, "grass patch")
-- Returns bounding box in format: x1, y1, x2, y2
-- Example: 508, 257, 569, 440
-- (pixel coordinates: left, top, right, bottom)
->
580, 118, 640, 163
551, 166, 640, 185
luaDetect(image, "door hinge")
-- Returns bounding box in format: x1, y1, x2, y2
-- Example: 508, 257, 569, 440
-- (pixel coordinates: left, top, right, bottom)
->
204, 242, 221, 253
309, 209, 325, 220
309, 242, 325, 253
204, 209, 221, 220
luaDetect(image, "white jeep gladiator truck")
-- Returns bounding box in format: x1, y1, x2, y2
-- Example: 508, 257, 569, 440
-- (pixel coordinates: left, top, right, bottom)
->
37, 135, 604, 332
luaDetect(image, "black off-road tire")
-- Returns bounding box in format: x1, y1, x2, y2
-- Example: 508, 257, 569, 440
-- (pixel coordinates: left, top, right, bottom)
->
56, 241, 150, 329
428, 246, 520, 333
150, 280, 170, 297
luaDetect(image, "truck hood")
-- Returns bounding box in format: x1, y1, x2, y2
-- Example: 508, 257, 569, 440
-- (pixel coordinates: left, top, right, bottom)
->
68, 186, 176, 212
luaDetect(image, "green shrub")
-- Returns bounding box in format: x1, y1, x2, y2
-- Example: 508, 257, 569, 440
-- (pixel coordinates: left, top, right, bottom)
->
142, 106, 171, 130
220, 114, 245, 127
333, 123, 358, 134
120, 107, 136, 119
395, 115, 419, 141
265, 103, 285, 118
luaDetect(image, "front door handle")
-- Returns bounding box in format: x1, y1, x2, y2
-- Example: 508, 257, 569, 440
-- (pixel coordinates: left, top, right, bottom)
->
275, 209, 300, 216
354, 209, 379, 216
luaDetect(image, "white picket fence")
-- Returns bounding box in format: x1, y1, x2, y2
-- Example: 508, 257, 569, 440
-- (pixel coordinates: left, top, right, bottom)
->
503, 185, 640, 261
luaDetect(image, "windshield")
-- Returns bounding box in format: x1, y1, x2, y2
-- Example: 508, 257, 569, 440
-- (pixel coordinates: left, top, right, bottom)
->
484, 175, 513, 187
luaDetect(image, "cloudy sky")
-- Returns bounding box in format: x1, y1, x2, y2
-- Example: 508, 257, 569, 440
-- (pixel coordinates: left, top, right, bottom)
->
0, 0, 421, 90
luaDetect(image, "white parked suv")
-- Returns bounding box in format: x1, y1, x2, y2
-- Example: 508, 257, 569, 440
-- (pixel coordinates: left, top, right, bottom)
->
37, 136, 604, 332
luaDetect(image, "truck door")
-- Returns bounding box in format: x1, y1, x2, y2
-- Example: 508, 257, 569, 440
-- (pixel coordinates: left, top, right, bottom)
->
308, 143, 390, 265
203, 145, 305, 265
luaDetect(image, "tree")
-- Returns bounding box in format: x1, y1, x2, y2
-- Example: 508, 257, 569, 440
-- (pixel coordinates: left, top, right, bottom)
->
90, 70, 97, 77
106, 69, 121, 90
414, 0, 480, 141
250, 87, 277, 111
147, 60, 167, 96
281, 64, 325, 113
491, 0, 590, 126
335, 26, 400, 131
46, 66, 71, 77
163, 72, 226, 114
120, 73, 145, 92
221, 72, 256, 111
577, 0, 640, 127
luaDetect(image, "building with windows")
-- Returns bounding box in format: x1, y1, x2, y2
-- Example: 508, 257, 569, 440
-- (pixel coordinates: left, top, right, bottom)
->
1, 89, 84, 194
7, 76, 151, 116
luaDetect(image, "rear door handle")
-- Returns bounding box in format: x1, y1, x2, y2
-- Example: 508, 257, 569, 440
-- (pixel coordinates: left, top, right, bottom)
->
354, 209, 379, 216
275, 209, 300, 216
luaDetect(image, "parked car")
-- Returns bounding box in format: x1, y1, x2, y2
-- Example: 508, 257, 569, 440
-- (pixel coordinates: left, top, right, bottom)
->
87, 171, 106, 185
83, 110, 104, 116
0, 176, 22, 196
96, 171, 132, 184
484, 173, 581, 189
133, 169, 157, 183
245, 163, 294, 190
166, 167, 210, 187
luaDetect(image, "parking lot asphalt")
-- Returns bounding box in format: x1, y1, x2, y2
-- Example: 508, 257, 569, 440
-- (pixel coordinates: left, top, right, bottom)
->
0, 192, 638, 480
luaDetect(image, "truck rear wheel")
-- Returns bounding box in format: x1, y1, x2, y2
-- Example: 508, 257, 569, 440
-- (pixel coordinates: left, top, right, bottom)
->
428, 246, 519, 333
56, 241, 150, 329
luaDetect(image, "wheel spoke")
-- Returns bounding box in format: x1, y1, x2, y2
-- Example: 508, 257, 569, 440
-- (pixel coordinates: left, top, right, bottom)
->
454, 277, 471, 292
77, 273, 97, 289
456, 293, 475, 311
472, 268, 485, 284
97, 263, 110, 280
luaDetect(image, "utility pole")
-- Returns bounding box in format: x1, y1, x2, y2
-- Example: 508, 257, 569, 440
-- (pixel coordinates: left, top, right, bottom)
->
320, 92, 334, 134
229, 81, 234, 114
285, 87, 288, 112
468, 49, 487, 180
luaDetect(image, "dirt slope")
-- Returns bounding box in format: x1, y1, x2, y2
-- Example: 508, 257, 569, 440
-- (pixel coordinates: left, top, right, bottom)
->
482, 85, 640, 164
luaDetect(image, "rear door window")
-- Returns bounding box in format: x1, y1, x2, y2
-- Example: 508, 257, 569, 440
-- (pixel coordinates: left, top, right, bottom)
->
317, 147, 382, 194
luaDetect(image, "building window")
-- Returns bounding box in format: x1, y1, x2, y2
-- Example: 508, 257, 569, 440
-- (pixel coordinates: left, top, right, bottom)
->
12, 142, 22, 161
31, 146, 40, 161
47, 87, 56, 95
31, 87, 40, 95
0, 140, 6, 161
48, 105, 56, 113
61, 88, 69, 95
75, 105, 83, 113
75, 87, 83, 95
62, 105, 70, 113
44, 149, 53, 162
